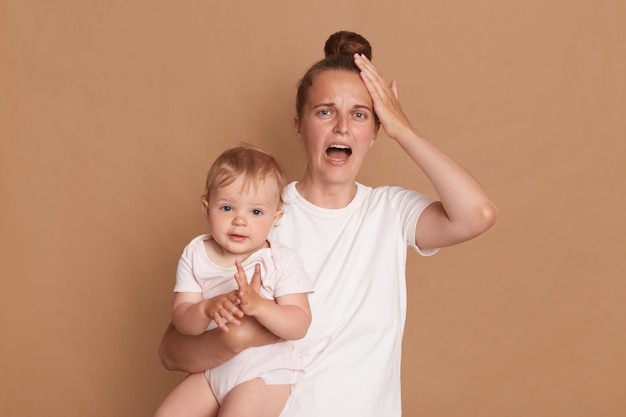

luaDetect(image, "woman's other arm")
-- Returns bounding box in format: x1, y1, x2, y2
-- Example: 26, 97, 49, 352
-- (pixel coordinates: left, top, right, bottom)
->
158, 316, 282, 373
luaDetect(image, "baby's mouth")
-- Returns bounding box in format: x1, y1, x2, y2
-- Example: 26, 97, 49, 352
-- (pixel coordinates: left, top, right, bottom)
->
326, 145, 352, 161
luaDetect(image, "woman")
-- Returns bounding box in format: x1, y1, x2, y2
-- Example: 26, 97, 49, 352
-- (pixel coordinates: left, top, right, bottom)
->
158, 31, 497, 416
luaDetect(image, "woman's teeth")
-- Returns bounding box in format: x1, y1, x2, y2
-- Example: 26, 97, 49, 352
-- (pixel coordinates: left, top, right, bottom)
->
326, 145, 352, 159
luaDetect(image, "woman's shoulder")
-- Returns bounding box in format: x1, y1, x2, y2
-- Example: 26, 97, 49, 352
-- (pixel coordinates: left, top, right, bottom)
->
266, 239, 301, 263
358, 182, 405, 198
281, 181, 300, 206
359, 183, 435, 207
357, 182, 409, 194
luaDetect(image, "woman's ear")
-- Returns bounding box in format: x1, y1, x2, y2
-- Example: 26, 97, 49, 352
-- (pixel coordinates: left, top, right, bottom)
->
369, 124, 380, 148
294, 116, 301, 138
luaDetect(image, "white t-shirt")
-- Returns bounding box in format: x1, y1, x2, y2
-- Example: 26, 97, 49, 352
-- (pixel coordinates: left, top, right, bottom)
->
271, 182, 437, 417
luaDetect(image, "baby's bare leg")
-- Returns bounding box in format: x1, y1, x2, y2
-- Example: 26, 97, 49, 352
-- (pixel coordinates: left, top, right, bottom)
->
218, 378, 291, 417
153, 372, 219, 417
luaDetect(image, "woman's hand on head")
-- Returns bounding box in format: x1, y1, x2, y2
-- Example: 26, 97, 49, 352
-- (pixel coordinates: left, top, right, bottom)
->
353, 53, 415, 140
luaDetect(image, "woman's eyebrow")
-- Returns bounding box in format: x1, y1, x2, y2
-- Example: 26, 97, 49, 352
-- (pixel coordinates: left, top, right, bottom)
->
352, 104, 373, 112
312, 102, 335, 108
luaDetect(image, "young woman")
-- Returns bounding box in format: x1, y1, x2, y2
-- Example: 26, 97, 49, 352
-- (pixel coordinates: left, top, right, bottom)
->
158, 31, 497, 416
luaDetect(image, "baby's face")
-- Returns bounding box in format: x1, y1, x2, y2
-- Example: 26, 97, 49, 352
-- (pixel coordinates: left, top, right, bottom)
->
204, 175, 282, 260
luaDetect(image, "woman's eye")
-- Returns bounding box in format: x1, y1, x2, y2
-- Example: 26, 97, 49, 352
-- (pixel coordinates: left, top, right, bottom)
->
251, 209, 263, 216
318, 109, 331, 116
354, 112, 366, 119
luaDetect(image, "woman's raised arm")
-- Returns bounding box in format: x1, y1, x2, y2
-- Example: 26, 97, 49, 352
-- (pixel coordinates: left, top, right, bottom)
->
354, 53, 498, 249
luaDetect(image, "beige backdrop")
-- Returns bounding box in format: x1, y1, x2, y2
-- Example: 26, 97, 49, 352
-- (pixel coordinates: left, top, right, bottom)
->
1, 1, 624, 416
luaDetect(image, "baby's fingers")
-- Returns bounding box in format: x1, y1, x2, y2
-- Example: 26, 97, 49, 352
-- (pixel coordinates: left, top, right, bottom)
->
213, 306, 242, 332
224, 296, 244, 319
248, 263, 262, 292
234, 260, 249, 289
226, 290, 241, 306
213, 313, 231, 332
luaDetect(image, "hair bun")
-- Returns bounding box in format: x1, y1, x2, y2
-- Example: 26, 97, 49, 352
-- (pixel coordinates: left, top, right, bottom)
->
324, 31, 372, 60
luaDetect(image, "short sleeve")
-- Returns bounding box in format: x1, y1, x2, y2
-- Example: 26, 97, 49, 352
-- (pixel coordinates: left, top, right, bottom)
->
269, 242, 315, 298
173, 237, 204, 293
386, 186, 439, 257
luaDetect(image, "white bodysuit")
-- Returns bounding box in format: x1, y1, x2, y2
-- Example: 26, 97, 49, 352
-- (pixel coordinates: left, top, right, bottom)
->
174, 235, 313, 404
270, 182, 437, 417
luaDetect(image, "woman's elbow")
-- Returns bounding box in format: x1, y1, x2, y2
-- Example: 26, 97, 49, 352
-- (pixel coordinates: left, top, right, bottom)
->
158, 341, 179, 371
158, 322, 186, 372
473, 201, 498, 235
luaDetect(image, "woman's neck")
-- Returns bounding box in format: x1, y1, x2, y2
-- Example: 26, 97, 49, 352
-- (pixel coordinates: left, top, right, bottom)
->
295, 177, 357, 209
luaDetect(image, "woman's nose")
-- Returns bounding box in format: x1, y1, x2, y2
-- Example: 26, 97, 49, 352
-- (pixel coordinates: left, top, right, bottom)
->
333, 114, 348, 134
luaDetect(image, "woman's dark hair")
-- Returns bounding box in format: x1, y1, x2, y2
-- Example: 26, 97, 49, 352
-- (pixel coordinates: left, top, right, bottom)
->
295, 31, 372, 118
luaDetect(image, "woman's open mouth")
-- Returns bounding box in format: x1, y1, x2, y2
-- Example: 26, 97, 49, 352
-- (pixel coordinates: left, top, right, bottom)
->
326, 145, 352, 161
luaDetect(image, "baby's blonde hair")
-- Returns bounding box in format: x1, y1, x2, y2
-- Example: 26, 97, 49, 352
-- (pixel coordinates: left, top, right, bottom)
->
202, 144, 287, 208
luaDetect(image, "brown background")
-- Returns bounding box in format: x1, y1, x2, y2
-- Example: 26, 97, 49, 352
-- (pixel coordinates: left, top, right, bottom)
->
1, 1, 624, 416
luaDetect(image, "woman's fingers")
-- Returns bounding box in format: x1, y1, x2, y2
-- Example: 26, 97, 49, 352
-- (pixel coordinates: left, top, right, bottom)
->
354, 54, 391, 97
354, 53, 413, 139
390, 79, 399, 99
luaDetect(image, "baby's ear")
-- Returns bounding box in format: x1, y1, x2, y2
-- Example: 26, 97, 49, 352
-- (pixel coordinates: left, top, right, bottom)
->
200, 199, 210, 217
273, 209, 284, 226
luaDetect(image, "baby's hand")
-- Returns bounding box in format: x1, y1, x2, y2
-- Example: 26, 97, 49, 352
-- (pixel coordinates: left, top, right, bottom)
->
203, 292, 243, 332
233, 261, 263, 316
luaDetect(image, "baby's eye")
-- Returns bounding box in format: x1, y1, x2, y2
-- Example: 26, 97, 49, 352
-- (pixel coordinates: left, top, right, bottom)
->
251, 209, 263, 216
221, 205, 233, 212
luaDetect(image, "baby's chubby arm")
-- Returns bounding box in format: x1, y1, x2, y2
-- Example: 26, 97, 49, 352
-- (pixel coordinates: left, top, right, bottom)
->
172, 291, 243, 335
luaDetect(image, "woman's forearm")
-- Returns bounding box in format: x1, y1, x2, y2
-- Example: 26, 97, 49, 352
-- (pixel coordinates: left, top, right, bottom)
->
393, 127, 496, 249
158, 322, 235, 373
400, 128, 496, 224
158, 317, 283, 373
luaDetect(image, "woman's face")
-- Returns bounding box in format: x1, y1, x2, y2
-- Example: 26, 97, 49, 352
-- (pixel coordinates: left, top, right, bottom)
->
295, 70, 379, 186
